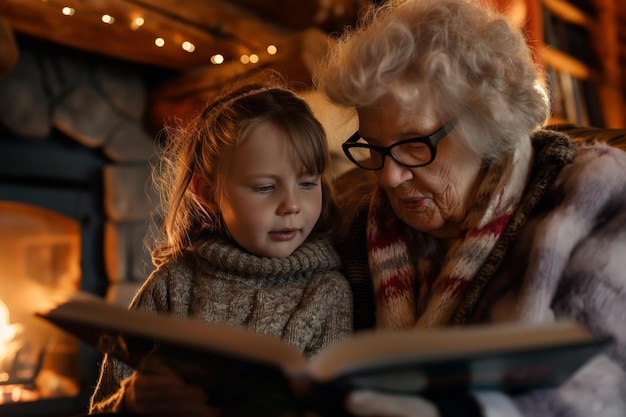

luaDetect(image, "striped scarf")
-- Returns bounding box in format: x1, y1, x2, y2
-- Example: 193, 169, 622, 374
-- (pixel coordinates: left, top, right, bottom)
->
366, 140, 532, 329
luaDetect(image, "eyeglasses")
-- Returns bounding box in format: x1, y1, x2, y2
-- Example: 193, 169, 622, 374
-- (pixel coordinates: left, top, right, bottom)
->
341, 122, 455, 170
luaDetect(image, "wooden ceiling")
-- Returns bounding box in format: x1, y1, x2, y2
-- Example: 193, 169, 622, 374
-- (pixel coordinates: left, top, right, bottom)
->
1, 0, 624, 128
0, 0, 371, 71
0, 0, 370, 127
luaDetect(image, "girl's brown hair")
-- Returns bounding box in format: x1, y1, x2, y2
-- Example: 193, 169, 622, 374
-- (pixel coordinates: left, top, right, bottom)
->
150, 82, 338, 266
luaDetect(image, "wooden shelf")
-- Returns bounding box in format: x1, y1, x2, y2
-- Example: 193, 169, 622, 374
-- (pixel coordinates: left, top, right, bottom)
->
543, 0, 594, 28
548, 116, 569, 125
541, 47, 591, 79
533, 0, 624, 127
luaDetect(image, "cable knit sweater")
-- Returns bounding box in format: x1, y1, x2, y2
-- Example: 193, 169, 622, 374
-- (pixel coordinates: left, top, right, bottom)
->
337, 130, 626, 417
89, 235, 352, 413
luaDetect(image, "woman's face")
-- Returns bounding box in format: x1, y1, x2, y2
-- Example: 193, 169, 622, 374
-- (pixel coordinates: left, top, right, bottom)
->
357, 94, 484, 239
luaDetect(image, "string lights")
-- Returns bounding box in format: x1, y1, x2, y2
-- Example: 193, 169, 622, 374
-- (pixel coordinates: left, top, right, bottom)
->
44, 0, 279, 66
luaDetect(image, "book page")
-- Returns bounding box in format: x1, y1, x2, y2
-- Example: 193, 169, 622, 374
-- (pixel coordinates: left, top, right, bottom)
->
304, 321, 593, 381
39, 292, 309, 370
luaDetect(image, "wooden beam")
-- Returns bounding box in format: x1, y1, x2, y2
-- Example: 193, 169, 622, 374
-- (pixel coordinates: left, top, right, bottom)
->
147, 28, 332, 131
226, 0, 369, 31
130, 0, 297, 51
0, 16, 18, 77
0, 0, 298, 70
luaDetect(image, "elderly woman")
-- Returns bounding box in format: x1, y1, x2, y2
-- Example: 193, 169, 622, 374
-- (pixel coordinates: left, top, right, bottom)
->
314, 0, 626, 416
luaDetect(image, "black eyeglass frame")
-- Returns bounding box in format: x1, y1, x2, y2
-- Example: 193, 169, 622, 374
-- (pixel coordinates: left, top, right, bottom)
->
342, 121, 455, 170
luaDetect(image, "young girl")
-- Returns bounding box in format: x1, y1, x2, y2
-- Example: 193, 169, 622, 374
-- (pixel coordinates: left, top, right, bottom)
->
89, 83, 352, 416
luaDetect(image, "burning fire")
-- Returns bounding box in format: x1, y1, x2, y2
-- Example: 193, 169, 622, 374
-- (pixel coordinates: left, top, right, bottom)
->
0, 300, 23, 383
0, 299, 35, 404
0, 202, 82, 404
0, 298, 79, 404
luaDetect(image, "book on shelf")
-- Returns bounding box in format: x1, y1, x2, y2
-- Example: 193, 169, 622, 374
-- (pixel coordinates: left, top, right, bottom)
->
546, 65, 566, 122
570, 75, 590, 126
545, 64, 603, 127
37, 292, 610, 417
581, 78, 605, 127
556, 69, 591, 126
557, 69, 578, 123
541, 4, 600, 68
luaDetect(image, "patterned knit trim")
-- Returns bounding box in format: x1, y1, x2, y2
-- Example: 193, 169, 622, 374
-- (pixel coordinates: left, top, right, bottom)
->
416, 211, 513, 328
367, 187, 418, 329
450, 131, 578, 325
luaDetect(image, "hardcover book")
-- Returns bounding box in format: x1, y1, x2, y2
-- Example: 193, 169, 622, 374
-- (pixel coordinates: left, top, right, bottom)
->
37, 292, 609, 416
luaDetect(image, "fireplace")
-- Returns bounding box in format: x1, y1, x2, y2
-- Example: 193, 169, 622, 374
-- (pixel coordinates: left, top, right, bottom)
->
0, 35, 174, 416
0, 128, 107, 416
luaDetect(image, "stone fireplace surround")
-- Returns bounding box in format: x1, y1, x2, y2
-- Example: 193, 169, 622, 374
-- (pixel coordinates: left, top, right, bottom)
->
0, 37, 161, 415
0, 36, 162, 308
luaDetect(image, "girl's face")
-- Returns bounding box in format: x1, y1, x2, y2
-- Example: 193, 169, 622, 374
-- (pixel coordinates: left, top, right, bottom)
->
217, 121, 323, 258
357, 94, 484, 239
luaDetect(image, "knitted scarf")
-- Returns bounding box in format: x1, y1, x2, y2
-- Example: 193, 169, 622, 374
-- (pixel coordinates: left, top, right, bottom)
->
367, 139, 532, 329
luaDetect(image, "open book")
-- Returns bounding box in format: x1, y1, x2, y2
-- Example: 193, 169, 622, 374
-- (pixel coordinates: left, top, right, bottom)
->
37, 292, 609, 416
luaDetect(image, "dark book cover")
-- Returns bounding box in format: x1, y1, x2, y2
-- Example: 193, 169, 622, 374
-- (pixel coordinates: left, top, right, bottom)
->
36, 293, 612, 417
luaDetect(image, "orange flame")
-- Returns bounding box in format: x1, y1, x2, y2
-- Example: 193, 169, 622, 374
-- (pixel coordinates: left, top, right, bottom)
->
0, 299, 23, 382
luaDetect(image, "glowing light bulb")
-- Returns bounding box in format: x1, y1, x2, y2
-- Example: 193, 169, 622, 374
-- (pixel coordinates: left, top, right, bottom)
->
62, 7, 75, 16
131, 17, 144, 30
182, 41, 195, 53
249, 54, 259, 64
267, 45, 277, 55
102, 14, 114, 24
240, 55, 250, 64
211, 54, 224, 65
155, 38, 165, 47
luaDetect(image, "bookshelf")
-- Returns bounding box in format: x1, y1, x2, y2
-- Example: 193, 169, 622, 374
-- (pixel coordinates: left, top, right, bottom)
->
537, 0, 624, 128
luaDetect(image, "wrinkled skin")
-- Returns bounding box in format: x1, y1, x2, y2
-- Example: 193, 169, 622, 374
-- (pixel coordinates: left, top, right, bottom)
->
357, 94, 485, 239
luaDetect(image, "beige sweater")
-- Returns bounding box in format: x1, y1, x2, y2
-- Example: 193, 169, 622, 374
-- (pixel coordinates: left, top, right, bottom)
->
89, 235, 352, 413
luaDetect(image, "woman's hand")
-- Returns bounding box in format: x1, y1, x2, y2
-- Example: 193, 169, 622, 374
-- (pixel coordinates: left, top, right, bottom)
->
124, 371, 215, 417
345, 391, 440, 417
124, 354, 219, 417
